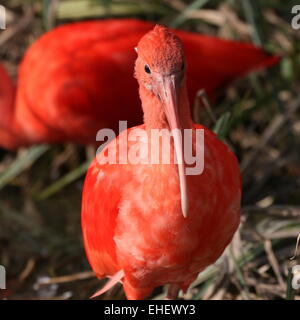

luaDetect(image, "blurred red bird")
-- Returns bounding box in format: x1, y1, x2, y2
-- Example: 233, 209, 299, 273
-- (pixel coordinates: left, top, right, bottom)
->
0, 19, 278, 150
81, 25, 241, 300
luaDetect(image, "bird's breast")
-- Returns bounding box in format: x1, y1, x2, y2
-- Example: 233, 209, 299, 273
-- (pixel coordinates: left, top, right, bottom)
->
94, 125, 240, 289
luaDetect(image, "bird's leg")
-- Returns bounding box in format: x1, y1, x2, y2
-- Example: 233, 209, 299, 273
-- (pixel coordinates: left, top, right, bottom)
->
193, 89, 216, 125
165, 284, 181, 300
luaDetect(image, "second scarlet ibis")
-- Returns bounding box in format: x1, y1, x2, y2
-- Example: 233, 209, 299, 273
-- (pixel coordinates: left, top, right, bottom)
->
0, 19, 278, 150
81, 25, 241, 300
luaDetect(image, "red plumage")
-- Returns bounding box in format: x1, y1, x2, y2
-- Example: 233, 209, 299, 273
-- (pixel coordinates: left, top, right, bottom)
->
81, 25, 241, 300
82, 125, 241, 299
0, 19, 278, 149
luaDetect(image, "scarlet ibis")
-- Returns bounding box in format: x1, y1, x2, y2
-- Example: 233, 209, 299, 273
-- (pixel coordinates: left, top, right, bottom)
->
81, 25, 241, 300
0, 19, 278, 150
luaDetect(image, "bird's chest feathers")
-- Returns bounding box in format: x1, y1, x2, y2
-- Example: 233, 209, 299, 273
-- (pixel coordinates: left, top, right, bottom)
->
116, 130, 203, 219
123, 162, 181, 216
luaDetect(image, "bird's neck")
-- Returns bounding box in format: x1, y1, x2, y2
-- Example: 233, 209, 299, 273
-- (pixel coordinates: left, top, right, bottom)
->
140, 83, 192, 130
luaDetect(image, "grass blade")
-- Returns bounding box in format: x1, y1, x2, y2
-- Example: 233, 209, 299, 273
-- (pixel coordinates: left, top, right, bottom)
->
0, 145, 49, 190
170, 0, 210, 28
36, 160, 90, 200
241, 0, 262, 46
57, 0, 167, 19
213, 112, 231, 140
286, 267, 295, 300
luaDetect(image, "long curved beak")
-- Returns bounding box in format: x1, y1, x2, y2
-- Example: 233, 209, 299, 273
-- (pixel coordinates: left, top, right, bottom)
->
157, 74, 189, 218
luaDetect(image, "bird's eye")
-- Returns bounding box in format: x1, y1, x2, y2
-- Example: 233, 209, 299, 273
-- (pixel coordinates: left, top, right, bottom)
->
144, 65, 151, 74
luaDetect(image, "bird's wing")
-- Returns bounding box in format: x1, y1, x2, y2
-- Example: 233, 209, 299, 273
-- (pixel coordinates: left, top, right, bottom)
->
81, 126, 141, 278
82, 159, 123, 278
178, 30, 279, 100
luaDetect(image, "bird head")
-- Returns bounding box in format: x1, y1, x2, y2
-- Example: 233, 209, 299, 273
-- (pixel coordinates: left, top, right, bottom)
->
135, 26, 189, 218
135, 25, 186, 101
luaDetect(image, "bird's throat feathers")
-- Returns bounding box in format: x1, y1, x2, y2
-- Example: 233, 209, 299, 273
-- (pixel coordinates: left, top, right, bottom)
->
140, 84, 192, 131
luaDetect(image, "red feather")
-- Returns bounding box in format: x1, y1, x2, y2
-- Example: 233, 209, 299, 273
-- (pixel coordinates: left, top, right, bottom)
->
81, 25, 242, 300
0, 19, 279, 149
82, 125, 241, 299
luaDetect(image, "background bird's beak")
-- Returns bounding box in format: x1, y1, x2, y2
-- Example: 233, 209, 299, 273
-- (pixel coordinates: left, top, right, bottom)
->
156, 74, 189, 218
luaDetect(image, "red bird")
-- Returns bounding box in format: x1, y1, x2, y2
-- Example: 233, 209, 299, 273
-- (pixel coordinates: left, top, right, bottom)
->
0, 19, 278, 150
81, 25, 241, 300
